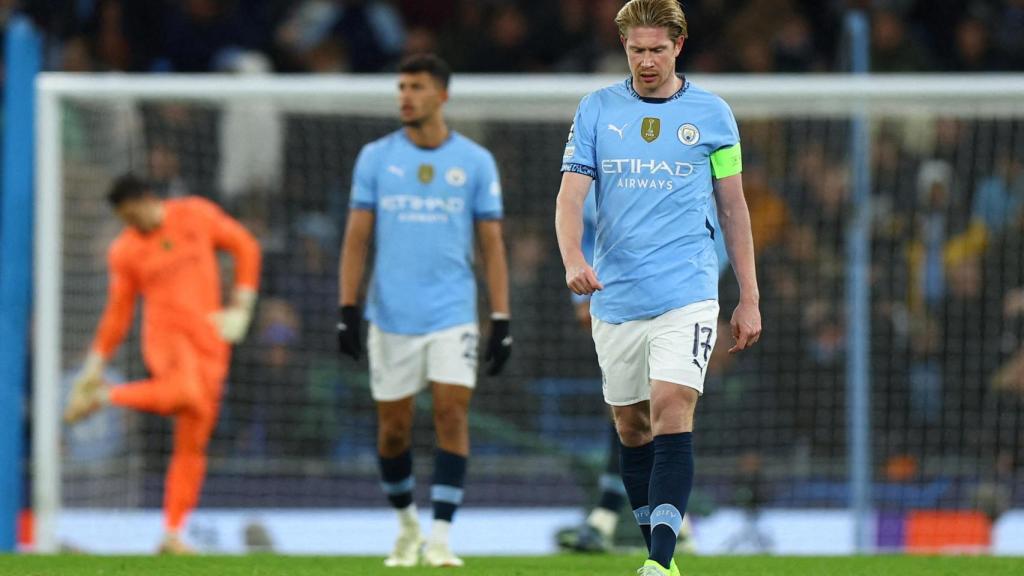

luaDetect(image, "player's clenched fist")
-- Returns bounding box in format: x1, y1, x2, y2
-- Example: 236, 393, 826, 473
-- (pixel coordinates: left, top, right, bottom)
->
565, 261, 604, 296
336, 305, 363, 361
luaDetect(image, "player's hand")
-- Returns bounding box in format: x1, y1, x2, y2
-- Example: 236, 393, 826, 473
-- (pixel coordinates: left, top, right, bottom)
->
73, 352, 105, 388
484, 317, 512, 376
729, 300, 762, 353
565, 260, 603, 296
337, 305, 363, 361
209, 288, 257, 344
64, 352, 105, 423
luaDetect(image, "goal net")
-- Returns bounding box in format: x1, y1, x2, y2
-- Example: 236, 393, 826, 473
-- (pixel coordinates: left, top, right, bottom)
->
34, 74, 1024, 555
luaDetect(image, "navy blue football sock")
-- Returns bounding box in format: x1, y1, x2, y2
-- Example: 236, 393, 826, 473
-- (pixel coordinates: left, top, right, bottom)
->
620, 440, 655, 551
598, 424, 626, 512
649, 432, 694, 569
431, 449, 467, 522
379, 450, 414, 509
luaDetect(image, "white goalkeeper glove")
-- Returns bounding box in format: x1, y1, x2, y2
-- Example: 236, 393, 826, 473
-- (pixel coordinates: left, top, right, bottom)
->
64, 351, 106, 423
210, 287, 257, 344
74, 351, 105, 388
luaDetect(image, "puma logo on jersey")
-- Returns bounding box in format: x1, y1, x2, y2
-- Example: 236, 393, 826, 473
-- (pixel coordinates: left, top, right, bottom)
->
607, 123, 629, 139
387, 165, 405, 178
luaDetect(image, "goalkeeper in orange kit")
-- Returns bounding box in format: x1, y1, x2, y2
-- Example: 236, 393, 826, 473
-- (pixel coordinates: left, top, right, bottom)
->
63, 173, 262, 554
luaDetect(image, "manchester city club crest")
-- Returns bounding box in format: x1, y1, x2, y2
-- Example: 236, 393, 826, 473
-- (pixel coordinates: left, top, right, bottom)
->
445, 167, 467, 186
677, 123, 700, 146
641, 117, 661, 143
418, 164, 435, 184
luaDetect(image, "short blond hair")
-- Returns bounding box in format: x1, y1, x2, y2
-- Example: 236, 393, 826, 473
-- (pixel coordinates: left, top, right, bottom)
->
615, 0, 688, 41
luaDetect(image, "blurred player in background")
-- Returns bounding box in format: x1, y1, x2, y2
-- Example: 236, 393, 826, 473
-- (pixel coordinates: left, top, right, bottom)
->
63, 174, 262, 554
556, 188, 695, 555
337, 53, 511, 568
555, 1, 761, 574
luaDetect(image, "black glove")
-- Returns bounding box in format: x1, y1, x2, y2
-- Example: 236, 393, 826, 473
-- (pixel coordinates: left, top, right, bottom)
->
484, 318, 512, 376
337, 305, 362, 361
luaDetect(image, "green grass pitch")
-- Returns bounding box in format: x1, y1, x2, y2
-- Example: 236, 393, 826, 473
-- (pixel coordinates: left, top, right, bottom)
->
1, 555, 1021, 576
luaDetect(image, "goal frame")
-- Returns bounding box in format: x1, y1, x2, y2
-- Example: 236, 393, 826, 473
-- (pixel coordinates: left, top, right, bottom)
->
34, 72, 1024, 553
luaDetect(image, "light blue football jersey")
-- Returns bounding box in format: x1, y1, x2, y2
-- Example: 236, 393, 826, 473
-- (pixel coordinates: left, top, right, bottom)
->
561, 77, 740, 324
351, 130, 503, 334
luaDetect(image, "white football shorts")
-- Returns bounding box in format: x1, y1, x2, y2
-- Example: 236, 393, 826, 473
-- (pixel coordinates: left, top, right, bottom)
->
592, 299, 720, 405
367, 322, 479, 402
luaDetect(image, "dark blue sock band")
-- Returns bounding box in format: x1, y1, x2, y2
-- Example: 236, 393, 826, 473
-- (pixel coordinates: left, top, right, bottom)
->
432, 449, 467, 522
379, 450, 414, 509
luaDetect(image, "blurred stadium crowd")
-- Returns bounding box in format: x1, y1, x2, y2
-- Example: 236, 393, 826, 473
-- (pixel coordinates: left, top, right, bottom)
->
3, 0, 1023, 75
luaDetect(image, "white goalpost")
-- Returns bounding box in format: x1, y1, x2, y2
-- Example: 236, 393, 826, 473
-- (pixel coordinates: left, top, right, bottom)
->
34, 73, 1024, 555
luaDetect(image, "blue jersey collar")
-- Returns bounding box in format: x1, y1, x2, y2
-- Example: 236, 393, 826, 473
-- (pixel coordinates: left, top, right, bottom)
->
400, 127, 456, 151
625, 74, 689, 103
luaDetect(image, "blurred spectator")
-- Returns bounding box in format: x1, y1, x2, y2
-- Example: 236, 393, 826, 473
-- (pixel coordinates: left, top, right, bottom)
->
908, 160, 955, 312
743, 161, 792, 255
871, 8, 933, 72
971, 153, 1024, 237
14, 0, 1024, 74
156, 0, 275, 72
147, 142, 190, 198
464, 3, 534, 72
952, 14, 1001, 72
276, 0, 403, 72
993, 0, 1024, 70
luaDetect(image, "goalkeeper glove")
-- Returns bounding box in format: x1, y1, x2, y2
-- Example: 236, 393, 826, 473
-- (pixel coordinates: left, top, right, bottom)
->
210, 287, 257, 344
337, 305, 362, 361
484, 315, 512, 376
64, 351, 106, 423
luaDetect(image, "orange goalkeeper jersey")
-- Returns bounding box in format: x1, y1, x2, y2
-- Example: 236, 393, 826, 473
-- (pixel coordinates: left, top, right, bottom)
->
91, 197, 261, 359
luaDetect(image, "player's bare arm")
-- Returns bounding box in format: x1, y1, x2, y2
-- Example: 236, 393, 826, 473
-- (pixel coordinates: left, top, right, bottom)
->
337, 207, 375, 360
556, 171, 603, 296
339, 208, 375, 306
713, 173, 762, 353
476, 220, 509, 317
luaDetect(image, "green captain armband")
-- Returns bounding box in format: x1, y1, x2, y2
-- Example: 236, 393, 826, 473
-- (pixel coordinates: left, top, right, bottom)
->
710, 143, 743, 179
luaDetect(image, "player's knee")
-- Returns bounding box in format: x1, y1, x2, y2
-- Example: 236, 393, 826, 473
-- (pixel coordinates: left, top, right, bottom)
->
613, 411, 652, 446
433, 401, 468, 434
378, 421, 413, 455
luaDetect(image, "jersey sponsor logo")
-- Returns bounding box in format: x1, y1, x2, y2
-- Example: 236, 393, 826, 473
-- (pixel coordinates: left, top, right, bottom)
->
445, 167, 467, 187
490, 181, 502, 197
601, 158, 695, 177
387, 165, 406, 178
607, 122, 629, 139
677, 123, 700, 146
563, 145, 575, 158
641, 117, 660, 143
601, 158, 695, 191
418, 164, 435, 184
380, 194, 465, 223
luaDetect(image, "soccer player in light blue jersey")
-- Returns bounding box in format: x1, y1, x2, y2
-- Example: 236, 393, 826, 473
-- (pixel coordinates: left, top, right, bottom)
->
554, 2, 762, 575
337, 54, 511, 568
